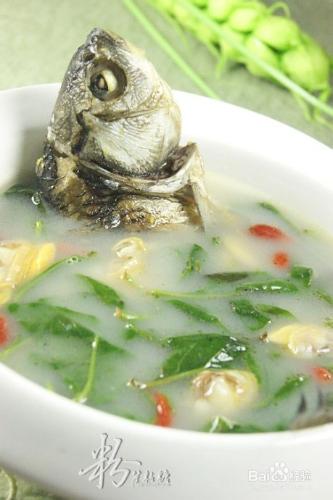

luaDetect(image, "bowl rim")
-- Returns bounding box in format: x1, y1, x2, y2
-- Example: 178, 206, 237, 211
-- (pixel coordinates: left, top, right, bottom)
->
0, 83, 333, 446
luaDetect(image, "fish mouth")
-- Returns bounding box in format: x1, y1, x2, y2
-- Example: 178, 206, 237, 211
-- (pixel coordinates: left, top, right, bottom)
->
85, 28, 121, 50
79, 143, 200, 196
79, 159, 185, 195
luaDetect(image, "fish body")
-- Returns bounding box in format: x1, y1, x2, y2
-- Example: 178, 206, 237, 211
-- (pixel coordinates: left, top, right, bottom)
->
37, 28, 209, 230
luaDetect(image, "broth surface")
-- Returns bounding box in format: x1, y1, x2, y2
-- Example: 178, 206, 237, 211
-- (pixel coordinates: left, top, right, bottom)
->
1, 174, 333, 433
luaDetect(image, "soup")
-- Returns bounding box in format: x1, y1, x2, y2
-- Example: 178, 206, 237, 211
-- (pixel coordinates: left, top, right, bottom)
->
1, 174, 333, 433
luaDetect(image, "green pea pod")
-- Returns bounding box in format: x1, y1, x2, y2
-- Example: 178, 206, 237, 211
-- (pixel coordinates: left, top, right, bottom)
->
174, 4, 197, 29
281, 37, 331, 93
208, 0, 240, 22
254, 15, 300, 51
219, 24, 247, 62
245, 35, 280, 78
229, 5, 266, 33
155, 0, 176, 12
191, 0, 208, 6
127, 0, 333, 127
194, 21, 220, 45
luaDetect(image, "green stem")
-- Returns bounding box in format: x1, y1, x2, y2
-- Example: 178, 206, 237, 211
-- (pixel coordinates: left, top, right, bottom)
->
13, 254, 90, 301
154, 1, 190, 47
123, 0, 220, 99
34, 219, 44, 235
128, 367, 203, 389
258, 201, 302, 233
269, 1, 291, 16
74, 335, 99, 403
150, 288, 237, 299
177, 0, 333, 119
0, 337, 30, 361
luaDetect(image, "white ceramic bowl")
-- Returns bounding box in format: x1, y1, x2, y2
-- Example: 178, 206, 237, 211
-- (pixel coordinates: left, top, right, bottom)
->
0, 84, 333, 500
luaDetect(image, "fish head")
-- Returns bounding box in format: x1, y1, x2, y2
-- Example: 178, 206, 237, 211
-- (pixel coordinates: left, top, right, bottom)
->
48, 28, 181, 176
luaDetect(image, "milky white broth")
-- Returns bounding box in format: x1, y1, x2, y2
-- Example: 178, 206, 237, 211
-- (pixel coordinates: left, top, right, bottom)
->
1, 173, 333, 433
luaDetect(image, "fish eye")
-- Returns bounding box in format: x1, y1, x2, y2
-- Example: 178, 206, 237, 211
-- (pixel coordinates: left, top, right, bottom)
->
90, 65, 126, 101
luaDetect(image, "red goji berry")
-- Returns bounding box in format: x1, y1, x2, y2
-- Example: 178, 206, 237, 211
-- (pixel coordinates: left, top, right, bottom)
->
273, 251, 290, 268
154, 392, 172, 427
249, 224, 287, 240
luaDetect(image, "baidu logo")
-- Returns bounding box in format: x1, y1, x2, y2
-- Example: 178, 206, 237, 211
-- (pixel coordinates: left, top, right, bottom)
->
248, 461, 311, 483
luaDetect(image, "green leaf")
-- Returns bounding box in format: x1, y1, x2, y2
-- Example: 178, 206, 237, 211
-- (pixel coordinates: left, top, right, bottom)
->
162, 333, 247, 377
290, 265, 313, 287
206, 272, 250, 283
256, 304, 294, 318
4, 184, 46, 213
230, 299, 271, 331
23, 299, 98, 323
263, 374, 308, 407
243, 350, 262, 384
167, 299, 224, 327
98, 338, 124, 354
32, 354, 74, 372
11, 301, 127, 406
225, 423, 267, 433
314, 288, 333, 306
8, 300, 124, 353
206, 416, 265, 433
258, 201, 299, 232
236, 279, 298, 294
78, 274, 124, 308
323, 392, 333, 408
8, 301, 93, 337
324, 317, 333, 329
211, 236, 221, 246
123, 323, 161, 344
4, 184, 35, 196
258, 201, 282, 216
182, 244, 206, 277
205, 416, 234, 433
